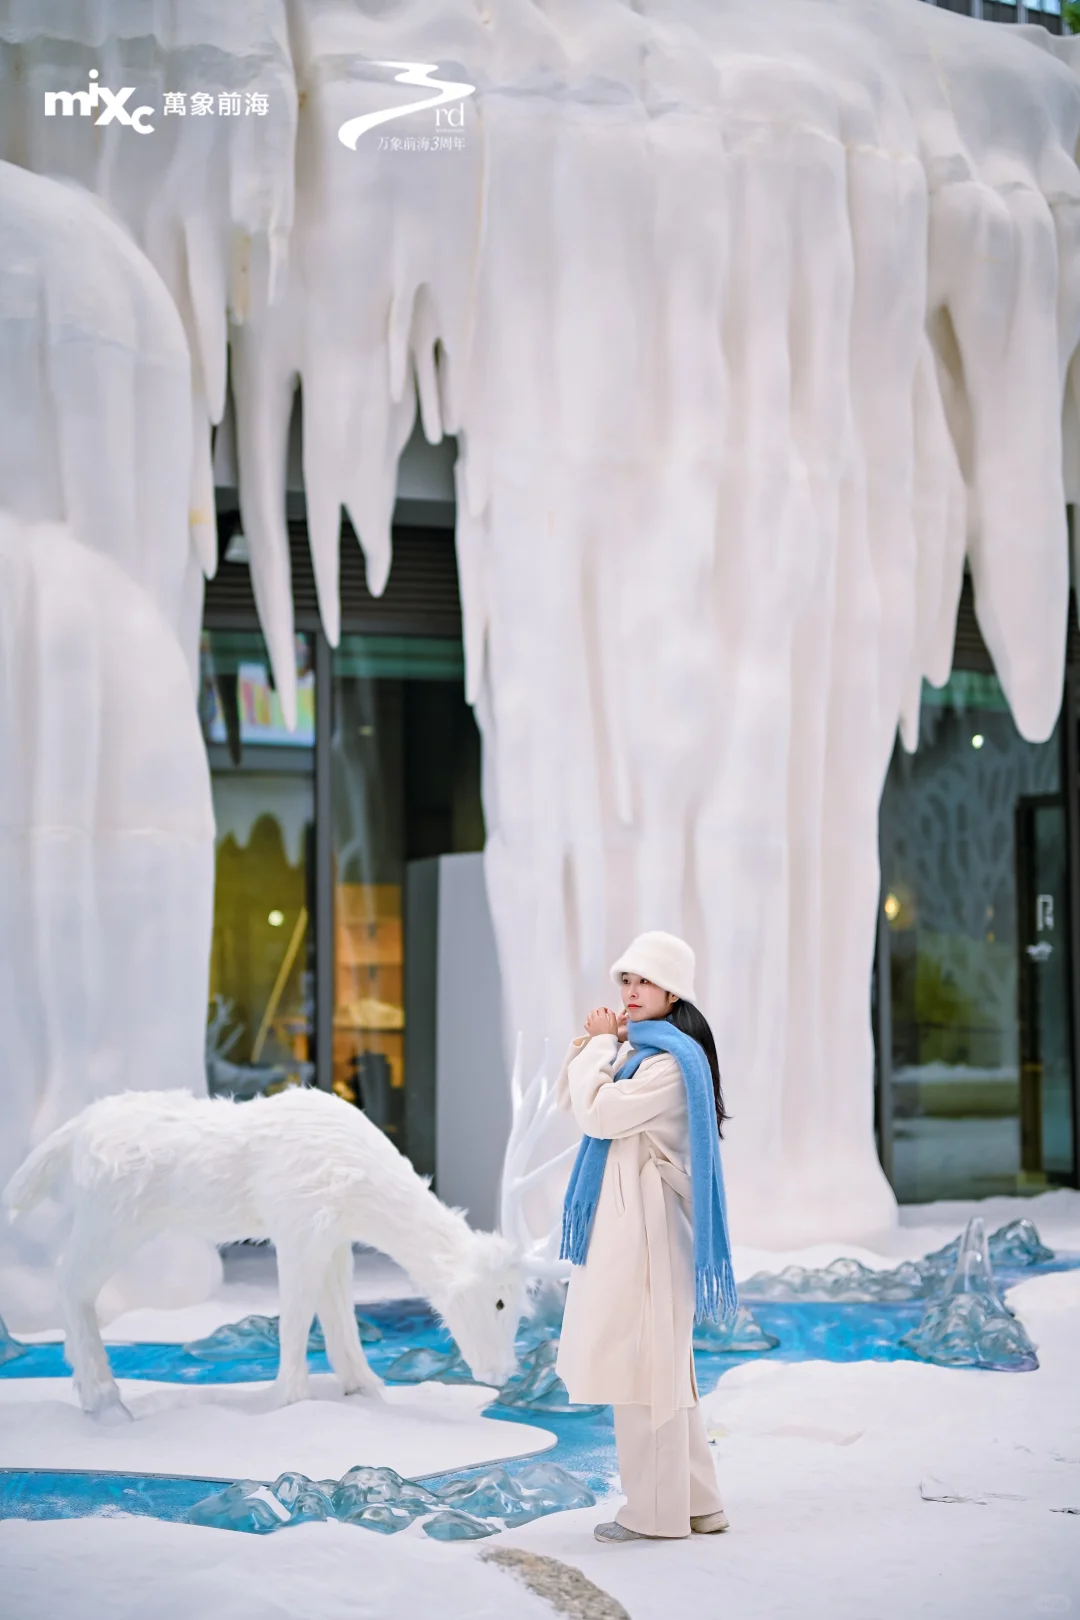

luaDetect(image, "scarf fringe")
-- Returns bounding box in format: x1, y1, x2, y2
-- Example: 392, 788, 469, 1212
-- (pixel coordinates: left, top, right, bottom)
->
560, 1200, 595, 1267
694, 1259, 739, 1325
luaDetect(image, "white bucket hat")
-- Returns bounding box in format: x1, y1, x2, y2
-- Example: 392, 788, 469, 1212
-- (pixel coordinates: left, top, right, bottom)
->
609, 931, 696, 1003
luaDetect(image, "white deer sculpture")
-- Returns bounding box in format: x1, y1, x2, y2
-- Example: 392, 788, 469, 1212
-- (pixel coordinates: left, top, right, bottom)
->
3, 1087, 525, 1421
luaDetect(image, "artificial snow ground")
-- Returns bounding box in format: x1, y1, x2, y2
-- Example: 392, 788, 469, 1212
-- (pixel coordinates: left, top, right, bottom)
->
2, 1194, 1079, 1620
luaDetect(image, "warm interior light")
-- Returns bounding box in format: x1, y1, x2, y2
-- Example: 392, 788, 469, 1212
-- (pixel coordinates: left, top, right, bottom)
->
972, 733, 984, 749
884, 893, 901, 922
268, 909, 285, 927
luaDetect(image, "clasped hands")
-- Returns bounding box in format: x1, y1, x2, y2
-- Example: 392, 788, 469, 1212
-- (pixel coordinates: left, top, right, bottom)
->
584, 1006, 628, 1040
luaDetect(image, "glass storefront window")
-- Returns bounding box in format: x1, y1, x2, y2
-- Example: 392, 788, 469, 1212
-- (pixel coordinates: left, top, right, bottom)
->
331, 635, 483, 1154
196, 618, 483, 1149
878, 670, 1074, 1201
199, 630, 315, 1099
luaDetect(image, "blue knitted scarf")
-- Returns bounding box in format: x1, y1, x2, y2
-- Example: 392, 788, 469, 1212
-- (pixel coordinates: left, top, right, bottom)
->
559, 1019, 738, 1323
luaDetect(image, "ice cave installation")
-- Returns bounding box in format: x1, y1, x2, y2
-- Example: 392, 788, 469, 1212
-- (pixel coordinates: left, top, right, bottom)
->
0, 3, 1078, 1314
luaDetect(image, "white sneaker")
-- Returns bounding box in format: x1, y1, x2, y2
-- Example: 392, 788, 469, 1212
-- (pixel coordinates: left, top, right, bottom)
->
690, 1510, 729, 1533
593, 1521, 650, 1543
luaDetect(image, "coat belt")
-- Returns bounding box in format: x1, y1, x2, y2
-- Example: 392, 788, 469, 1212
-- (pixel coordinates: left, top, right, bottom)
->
653, 1157, 691, 1202
640, 1152, 691, 1431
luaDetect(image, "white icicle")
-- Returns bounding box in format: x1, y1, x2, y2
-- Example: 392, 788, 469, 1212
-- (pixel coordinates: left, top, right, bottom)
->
0, 0, 298, 595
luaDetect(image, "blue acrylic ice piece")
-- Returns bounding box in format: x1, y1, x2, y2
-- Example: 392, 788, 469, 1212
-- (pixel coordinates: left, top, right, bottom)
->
899, 1216, 1039, 1372
693, 1306, 779, 1353
350, 1502, 424, 1534
920, 1217, 1054, 1280
182, 1308, 381, 1362
494, 1339, 605, 1416
183, 1457, 596, 1538
186, 1479, 292, 1533
422, 1509, 497, 1541
309, 1309, 382, 1349
989, 1218, 1055, 1268
433, 1462, 595, 1528
269, 1471, 334, 1523
186, 1466, 440, 1535
739, 1218, 1057, 1305
511, 1460, 597, 1515
382, 1346, 473, 1383
183, 1314, 281, 1360
739, 1255, 930, 1303
515, 1280, 568, 1351
331, 1465, 439, 1531
0, 1315, 28, 1371
899, 1294, 1038, 1372
330, 1470, 433, 1535
435, 1466, 536, 1525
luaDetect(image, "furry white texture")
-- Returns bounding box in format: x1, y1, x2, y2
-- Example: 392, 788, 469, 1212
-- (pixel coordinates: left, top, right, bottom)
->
3, 1086, 525, 1420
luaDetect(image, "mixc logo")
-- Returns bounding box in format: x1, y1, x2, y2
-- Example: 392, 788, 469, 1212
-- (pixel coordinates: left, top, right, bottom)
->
42, 60, 474, 145
44, 69, 153, 134
337, 61, 475, 149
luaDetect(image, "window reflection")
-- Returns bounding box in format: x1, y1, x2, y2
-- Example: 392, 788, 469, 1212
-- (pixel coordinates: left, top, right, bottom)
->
199, 630, 315, 1099
196, 623, 484, 1149
331, 636, 482, 1154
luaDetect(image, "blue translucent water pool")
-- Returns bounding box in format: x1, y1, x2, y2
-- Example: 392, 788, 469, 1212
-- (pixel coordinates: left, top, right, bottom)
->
2, 1239, 1075, 1532
3, 1299, 912, 1528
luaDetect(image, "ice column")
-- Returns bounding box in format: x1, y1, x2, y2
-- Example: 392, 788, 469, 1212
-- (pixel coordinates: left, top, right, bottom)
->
0, 517, 216, 1325
0, 163, 217, 1326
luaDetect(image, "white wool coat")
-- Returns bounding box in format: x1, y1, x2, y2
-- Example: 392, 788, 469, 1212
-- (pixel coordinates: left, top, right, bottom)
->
554, 1032, 698, 1428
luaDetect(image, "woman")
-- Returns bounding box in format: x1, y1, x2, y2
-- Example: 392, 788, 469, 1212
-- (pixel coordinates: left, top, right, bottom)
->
554, 930, 737, 1543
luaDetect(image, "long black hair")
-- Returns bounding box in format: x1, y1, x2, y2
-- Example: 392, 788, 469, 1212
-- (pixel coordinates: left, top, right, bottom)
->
665, 999, 729, 1138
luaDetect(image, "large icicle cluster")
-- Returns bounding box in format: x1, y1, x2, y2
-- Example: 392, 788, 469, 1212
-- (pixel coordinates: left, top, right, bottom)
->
233, 0, 1080, 1245
1, 0, 1078, 1258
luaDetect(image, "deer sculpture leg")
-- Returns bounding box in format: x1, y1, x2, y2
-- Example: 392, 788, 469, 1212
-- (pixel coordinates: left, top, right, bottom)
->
317, 1241, 383, 1396
58, 1213, 142, 1421
271, 1235, 326, 1404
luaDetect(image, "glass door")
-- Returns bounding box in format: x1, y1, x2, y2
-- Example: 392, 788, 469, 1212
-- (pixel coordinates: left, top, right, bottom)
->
1015, 796, 1074, 1183
877, 670, 1076, 1201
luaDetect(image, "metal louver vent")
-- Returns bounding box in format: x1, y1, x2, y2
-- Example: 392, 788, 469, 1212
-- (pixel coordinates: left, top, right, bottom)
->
204, 521, 463, 638
953, 572, 1080, 676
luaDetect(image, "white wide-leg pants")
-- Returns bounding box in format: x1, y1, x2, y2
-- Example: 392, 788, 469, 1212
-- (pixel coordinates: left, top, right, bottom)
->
612, 1399, 725, 1537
